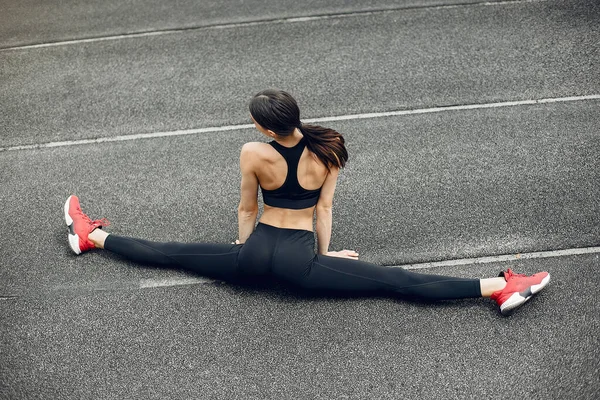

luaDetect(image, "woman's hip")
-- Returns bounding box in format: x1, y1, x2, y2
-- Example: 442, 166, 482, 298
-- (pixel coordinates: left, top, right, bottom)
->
238, 223, 316, 276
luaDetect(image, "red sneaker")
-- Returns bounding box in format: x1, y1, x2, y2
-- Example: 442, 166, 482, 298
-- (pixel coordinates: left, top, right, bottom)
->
64, 195, 109, 255
491, 269, 550, 315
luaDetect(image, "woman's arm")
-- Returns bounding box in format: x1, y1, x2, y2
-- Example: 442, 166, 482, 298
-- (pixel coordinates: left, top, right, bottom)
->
315, 168, 339, 255
316, 168, 359, 260
237, 143, 260, 243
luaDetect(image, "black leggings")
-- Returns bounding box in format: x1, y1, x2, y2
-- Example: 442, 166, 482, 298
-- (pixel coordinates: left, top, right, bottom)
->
104, 222, 481, 300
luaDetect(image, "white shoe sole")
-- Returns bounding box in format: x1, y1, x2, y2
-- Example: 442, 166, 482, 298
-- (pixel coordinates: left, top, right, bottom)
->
64, 195, 82, 255
500, 273, 551, 315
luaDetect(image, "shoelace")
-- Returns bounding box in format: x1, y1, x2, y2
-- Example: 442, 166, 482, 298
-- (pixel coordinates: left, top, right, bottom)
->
504, 268, 526, 281
92, 218, 111, 229
75, 204, 110, 230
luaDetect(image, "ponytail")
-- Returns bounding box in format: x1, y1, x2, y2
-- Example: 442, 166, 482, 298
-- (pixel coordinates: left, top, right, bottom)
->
298, 123, 348, 170
249, 89, 349, 169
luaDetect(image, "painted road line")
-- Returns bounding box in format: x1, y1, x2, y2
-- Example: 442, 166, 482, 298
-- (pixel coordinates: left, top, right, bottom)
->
139, 277, 214, 288
309, 95, 600, 123
1, 124, 255, 152
0, 0, 539, 51
2, 94, 598, 152
401, 246, 600, 270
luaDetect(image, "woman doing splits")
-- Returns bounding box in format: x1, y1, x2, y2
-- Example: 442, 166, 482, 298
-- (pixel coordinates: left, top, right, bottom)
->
64, 89, 550, 315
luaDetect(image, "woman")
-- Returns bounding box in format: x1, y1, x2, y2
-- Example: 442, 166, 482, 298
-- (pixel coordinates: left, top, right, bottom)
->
64, 89, 549, 315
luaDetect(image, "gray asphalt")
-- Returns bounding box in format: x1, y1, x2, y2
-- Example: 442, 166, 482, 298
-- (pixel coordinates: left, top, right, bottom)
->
1, 0, 598, 148
1, 101, 599, 296
0, 0, 506, 48
1, 0, 599, 399
1, 258, 598, 399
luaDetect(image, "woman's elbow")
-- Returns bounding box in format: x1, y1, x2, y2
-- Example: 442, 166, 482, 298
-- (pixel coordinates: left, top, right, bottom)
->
238, 203, 258, 216
316, 203, 332, 215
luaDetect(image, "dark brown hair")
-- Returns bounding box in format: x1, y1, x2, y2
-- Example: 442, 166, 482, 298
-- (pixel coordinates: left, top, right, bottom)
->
249, 89, 348, 169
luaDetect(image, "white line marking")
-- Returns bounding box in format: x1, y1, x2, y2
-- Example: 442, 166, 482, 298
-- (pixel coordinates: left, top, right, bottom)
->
0, 0, 540, 52
1, 124, 254, 152
1, 94, 598, 152
401, 246, 600, 270
308, 94, 600, 123
139, 277, 214, 288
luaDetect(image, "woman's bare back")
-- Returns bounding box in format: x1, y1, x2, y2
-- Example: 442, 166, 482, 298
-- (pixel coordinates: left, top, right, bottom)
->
249, 138, 329, 230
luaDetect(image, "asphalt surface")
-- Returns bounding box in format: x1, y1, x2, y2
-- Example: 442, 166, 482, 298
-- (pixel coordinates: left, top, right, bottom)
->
1, 0, 599, 399
0, 0, 507, 49
2, 0, 598, 148
1, 257, 597, 400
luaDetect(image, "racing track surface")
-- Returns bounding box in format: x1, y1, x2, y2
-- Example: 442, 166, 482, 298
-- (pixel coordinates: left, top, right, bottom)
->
1, 0, 599, 399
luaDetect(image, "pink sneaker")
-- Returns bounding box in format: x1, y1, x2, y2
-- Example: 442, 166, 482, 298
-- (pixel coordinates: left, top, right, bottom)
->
64, 195, 109, 255
491, 269, 550, 315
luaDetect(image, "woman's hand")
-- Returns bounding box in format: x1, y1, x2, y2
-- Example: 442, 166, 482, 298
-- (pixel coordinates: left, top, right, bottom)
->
326, 250, 359, 260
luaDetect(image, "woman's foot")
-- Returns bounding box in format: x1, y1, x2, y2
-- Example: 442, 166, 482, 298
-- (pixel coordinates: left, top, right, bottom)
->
491, 269, 550, 315
64, 195, 109, 255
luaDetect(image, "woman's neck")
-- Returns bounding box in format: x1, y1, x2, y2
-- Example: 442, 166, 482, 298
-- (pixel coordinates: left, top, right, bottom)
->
274, 129, 303, 147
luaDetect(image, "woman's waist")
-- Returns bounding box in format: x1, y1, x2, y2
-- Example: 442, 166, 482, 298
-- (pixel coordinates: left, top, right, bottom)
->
259, 206, 314, 232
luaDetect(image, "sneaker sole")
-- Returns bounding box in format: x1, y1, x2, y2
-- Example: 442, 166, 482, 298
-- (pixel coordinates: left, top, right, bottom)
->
64, 195, 82, 255
500, 273, 551, 315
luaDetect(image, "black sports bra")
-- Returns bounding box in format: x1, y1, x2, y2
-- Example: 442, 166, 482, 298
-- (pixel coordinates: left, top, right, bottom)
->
261, 138, 322, 209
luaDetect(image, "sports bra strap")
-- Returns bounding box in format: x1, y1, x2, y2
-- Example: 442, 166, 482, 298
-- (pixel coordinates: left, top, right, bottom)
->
268, 138, 305, 186
262, 137, 321, 209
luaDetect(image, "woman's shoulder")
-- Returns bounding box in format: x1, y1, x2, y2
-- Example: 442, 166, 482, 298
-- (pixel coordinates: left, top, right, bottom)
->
241, 141, 278, 160
241, 141, 266, 152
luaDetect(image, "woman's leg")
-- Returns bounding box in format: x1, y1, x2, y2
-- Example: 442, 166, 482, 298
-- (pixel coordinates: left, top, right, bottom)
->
65, 195, 244, 281
102, 234, 243, 280
269, 229, 481, 300
304, 255, 483, 300
480, 277, 508, 297
96, 223, 277, 279
279, 253, 550, 314
269, 228, 549, 312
